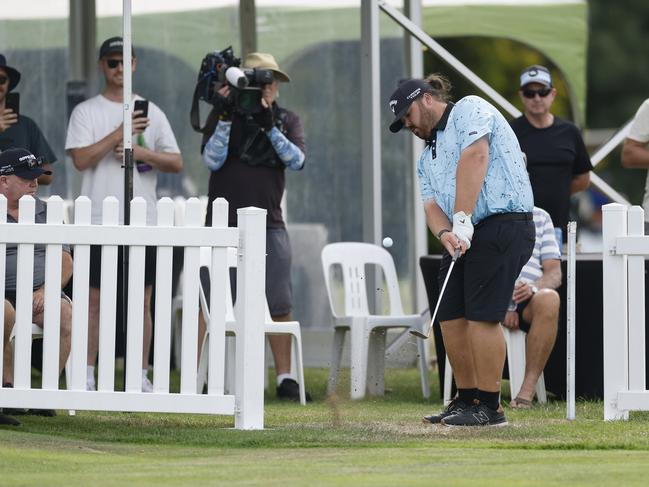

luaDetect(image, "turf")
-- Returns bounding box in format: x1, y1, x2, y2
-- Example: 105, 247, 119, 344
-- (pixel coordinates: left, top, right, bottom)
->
2, 367, 649, 486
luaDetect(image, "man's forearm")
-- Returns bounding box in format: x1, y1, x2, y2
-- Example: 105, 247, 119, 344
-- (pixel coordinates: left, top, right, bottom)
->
570, 172, 590, 194
424, 200, 452, 237
536, 265, 562, 290
621, 142, 649, 169
69, 128, 122, 171
134, 147, 183, 173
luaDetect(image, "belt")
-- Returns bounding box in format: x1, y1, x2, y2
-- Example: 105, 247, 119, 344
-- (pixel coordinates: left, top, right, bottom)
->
475, 212, 533, 228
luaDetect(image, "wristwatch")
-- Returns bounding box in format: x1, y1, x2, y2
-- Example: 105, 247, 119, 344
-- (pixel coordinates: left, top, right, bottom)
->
530, 285, 539, 295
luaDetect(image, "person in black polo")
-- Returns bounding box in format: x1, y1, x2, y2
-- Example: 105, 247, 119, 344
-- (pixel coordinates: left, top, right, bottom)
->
510, 65, 592, 246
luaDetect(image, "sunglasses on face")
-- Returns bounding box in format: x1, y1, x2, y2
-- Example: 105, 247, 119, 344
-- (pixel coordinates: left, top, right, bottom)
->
106, 59, 124, 69
522, 87, 552, 99
0, 75, 8, 85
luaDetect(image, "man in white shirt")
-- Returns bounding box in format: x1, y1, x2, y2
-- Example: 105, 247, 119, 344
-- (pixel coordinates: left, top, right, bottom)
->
622, 98, 649, 232
65, 37, 183, 392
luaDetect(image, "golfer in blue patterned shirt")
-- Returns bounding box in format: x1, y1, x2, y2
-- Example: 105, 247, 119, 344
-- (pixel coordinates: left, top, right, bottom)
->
388, 74, 535, 426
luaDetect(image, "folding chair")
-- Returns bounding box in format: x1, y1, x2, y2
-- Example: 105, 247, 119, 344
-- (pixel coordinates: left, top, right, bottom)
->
196, 247, 307, 405
321, 242, 430, 400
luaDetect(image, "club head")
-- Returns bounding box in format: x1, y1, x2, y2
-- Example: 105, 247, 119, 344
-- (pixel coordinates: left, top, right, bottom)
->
409, 329, 429, 340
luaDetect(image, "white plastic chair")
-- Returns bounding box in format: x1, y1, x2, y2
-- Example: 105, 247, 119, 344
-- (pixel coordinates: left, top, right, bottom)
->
503, 327, 547, 404
9, 323, 75, 415
196, 247, 307, 405
442, 327, 547, 405
321, 242, 430, 400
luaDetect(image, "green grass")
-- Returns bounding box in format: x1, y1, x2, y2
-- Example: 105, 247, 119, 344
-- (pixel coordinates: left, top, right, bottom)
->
2, 368, 649, 486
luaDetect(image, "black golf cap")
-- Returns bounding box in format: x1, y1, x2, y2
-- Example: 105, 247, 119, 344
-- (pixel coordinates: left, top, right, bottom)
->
388, 79, 433, 133
0, 148, 51, 180
99, 36, 136, 59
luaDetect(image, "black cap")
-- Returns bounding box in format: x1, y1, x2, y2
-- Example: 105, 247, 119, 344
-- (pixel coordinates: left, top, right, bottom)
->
0, 148, 51, 180
388, 79, 433, 133
0, 54, 21, 92
99, 36, 136, 59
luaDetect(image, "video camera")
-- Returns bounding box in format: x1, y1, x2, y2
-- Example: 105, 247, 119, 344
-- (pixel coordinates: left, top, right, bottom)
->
196, 46, 274, 115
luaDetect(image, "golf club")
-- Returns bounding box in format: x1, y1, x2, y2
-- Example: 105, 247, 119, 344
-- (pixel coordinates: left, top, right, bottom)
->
410, 248, 460, 339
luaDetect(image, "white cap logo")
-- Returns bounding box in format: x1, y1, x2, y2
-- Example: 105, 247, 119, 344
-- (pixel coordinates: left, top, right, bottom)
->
389, 100, 398, 114
406, 87, 422, 100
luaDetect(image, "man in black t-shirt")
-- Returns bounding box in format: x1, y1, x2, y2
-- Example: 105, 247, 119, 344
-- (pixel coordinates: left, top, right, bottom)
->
510, 65, 592, 245
0, 54, 57, 186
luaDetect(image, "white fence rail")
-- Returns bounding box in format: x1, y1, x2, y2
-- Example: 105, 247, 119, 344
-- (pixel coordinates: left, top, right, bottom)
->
0, 195, 267, 429
602, 203, 647, 420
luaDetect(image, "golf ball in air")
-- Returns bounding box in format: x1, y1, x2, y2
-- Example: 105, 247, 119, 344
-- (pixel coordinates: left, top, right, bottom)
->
382, 237, 393, 248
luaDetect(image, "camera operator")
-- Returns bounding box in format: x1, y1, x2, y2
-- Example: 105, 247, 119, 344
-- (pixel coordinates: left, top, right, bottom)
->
201, 52, 307, 401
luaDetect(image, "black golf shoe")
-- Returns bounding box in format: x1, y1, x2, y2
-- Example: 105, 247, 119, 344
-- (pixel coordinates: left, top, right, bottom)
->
441, 400, 508, 427
422, 397, 470, 424
0, 413, 20, 426
276, 378, 312, 402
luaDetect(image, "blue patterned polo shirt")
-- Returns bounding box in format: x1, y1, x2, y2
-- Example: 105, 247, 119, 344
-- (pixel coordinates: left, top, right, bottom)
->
417, 95, 533, 224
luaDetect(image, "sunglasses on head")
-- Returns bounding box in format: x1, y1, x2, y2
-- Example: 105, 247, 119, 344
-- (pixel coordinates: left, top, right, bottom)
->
106, 59, 124, 69
0, 156, 45, 176
0, 75, 8, 85
522, 87, 552, 99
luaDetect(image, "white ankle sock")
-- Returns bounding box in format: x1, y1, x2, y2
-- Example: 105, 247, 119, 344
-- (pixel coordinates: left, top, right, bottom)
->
142, 369, 149, 379
87, 366, 95, 382
276, 373, 294, 386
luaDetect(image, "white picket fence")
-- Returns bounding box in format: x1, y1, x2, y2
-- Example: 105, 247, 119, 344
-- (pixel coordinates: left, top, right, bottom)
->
602, 203, 647, 421
0, 195, 267, 429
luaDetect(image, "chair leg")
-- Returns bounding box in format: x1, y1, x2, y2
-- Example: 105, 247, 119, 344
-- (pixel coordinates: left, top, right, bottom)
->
224, 336, 236, 395
292, 331, 307, 405
443, 355, 453, 405
417, 337, 430, 399
536, 372, 547, 404
196, 333, 209, 394
349, 322, 369, 400
504, 328, 548, 404
327, 328, 345, 396
65, 357, 75, 416
366, 329, 385, 396
503, 328, 525, 402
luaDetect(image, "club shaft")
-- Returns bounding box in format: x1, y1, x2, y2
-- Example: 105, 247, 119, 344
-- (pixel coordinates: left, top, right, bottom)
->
425, 257, 457, 336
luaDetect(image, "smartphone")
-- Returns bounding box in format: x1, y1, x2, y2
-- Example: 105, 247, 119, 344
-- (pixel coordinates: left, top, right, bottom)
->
5, 92, 19, 116
134, 99, 149, 118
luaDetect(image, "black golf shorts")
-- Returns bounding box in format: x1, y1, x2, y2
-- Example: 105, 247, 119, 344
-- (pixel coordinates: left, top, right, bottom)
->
437, 212, 535, 324
201, 227, 293, 318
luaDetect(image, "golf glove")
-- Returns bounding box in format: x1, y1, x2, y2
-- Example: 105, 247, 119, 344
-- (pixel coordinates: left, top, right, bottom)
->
452, 211, 474, 249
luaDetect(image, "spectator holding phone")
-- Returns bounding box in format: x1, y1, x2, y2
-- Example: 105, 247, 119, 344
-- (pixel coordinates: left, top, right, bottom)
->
65, 37, 183, 392
0, 54, 57, 186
